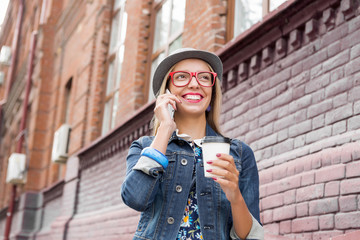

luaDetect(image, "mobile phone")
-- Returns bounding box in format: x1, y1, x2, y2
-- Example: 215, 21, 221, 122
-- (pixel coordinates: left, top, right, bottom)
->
166, 89, 175, 119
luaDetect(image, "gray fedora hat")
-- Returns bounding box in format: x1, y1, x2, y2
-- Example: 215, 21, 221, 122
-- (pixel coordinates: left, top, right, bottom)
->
152, 48, 223, 96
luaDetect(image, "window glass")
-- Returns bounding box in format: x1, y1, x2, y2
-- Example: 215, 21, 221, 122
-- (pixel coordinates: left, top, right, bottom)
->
114, 0, 121, 9
234, 0, 262, 36
115, 45, 125, 88
102, 0, 127, 135
64, 79, 72, 124
169, 36, 182, 54
232, 0, 288, 38
114, 16, 127, 90
149, 0, 185, 101
111, 92, 119, 129
106, 61, 115, 95
120, 12, 128, 43
269, 0, 287, 11
109, 11, 120, 53
170, 0, 185, 36
102, 100, 111, 134
153, 1, 171, 52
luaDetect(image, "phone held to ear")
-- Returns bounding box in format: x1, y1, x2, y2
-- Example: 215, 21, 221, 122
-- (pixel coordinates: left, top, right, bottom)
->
166, 89, 175, 119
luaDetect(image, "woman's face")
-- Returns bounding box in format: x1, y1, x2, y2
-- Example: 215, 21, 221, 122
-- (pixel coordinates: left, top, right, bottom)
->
168, 58, 213, 117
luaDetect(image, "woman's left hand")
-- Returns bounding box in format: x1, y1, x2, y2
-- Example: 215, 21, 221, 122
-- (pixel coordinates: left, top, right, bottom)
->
207, 153, 242, 203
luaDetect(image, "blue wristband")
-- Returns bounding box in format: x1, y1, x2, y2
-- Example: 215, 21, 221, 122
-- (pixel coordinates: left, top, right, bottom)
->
141, 147, 169, 169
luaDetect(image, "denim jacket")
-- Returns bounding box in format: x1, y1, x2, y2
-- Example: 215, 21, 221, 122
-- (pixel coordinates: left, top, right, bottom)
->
121, 124, 263, 240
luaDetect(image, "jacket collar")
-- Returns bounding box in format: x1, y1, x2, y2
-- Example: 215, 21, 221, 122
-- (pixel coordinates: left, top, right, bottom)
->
205, 122, 219, 137
169, 122, 219, 143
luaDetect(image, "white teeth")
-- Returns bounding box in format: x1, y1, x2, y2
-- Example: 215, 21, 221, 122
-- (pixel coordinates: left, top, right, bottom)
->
185, 95, 201, 100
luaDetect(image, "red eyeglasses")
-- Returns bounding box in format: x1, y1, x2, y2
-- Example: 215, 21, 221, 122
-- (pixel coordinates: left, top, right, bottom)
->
168, 71, 217, 87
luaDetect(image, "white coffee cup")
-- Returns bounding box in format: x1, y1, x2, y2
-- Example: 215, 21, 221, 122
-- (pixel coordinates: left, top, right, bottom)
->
201, 136, 231, 178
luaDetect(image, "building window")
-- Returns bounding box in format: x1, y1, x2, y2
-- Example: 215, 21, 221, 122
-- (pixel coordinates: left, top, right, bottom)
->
148, 0, 186, 101
269, 0, 288, 11
102, 0, 127, 135
64, 78, 72, 124
228, 0, 288, 39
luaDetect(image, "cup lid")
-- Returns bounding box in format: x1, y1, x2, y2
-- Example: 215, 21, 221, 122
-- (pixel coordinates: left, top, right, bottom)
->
201, 136, 231, 144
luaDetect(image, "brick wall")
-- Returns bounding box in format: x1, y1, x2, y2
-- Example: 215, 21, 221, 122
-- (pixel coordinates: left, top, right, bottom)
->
58, 103, 154, 240
1, 0, 359, 239
35, 181, 64, 239
219, 0, 360, 238
56, 0, 359, 238
0, 0, 45, 209
117, 0, 151, 117
183, 0, 226, 50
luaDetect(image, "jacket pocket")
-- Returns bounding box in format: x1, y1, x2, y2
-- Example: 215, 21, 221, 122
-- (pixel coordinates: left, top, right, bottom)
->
162, 154, 176, 180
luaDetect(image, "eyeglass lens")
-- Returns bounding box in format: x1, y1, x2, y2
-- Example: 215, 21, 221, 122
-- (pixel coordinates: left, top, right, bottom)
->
172, 72, 214, 87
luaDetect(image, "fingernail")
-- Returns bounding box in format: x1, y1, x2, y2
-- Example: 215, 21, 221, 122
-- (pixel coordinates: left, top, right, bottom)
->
216, 153, 221, 157
212, 177, 217, 181
207, 161, 213, 164
206, 169, 212, 172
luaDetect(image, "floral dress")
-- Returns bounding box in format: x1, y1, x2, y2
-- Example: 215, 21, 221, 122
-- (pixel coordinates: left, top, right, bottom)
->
176, 142, 204, 240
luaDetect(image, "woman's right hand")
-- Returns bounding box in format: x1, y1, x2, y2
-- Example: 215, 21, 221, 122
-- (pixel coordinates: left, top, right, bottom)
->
154, 92, 181, 132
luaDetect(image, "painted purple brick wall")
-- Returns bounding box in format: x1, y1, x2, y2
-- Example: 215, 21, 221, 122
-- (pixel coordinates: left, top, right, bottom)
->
218, 0, 360, 239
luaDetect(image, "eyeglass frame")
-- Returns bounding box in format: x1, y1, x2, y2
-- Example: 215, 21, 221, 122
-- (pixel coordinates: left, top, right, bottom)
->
168, 71, 217, 87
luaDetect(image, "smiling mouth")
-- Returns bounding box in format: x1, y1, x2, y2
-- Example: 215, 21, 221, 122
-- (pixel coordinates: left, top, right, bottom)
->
182, 93, 204, 103
184, 95, 202, 100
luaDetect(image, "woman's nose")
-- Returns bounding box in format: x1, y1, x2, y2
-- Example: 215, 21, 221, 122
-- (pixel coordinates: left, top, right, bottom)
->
188, 75, 200, 88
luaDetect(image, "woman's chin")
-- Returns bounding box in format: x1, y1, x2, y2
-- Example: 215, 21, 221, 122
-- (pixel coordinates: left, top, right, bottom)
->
176, 107, 207, 118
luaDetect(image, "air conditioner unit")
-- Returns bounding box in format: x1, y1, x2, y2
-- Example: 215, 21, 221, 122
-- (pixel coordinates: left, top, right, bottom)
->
51, 124, 71, 163
6, 153, 27, 184
0, 46, 12, 65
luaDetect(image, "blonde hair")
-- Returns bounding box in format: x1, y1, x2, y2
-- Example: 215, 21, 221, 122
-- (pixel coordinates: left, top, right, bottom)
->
152, 64, 222, 136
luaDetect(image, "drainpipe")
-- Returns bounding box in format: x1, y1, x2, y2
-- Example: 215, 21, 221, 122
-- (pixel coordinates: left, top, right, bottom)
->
3, 27, 37, 240
2, 1, 25, 239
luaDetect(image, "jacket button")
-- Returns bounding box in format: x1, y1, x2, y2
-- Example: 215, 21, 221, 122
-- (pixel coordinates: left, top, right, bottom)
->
176, 185, 182, 192
181, 159, 188, 165
167, 217, 175, 224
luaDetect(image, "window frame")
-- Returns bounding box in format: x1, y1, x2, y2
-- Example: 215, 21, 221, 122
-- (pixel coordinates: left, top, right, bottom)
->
145, 0, 185, 101
227, 0, 287, 40
63, 78, 72, 124
102, 0, 127, 135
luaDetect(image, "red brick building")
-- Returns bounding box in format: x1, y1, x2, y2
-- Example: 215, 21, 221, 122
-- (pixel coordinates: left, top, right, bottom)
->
0, 0, 359, 239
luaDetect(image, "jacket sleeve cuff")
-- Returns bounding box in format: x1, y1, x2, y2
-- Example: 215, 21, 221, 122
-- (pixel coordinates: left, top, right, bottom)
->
133, 156, 163, 177
230, 214, 264, 240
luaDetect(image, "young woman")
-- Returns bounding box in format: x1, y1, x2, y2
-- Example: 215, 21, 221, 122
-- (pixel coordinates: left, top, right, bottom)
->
121, 48, 263, 240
